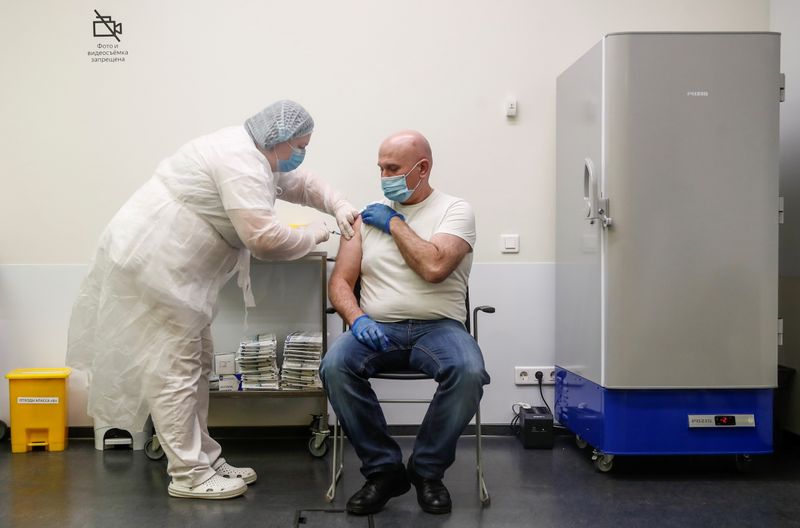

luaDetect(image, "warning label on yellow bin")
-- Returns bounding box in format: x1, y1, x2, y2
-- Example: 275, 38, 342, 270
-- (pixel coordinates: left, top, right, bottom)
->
17, 397, 59, 404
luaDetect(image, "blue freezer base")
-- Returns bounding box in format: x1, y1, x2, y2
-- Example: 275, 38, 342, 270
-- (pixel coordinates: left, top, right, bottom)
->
554, 368, 773, 455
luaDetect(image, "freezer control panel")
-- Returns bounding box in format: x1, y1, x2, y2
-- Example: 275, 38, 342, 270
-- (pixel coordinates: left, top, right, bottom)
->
687, 414, 756, 428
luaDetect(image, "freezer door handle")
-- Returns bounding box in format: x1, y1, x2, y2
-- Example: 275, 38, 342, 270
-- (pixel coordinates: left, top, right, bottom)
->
780, 73, 785, 103
584, 158, 612, 227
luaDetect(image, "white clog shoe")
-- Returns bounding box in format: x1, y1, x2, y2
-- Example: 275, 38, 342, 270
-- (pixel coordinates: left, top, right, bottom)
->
214, 461, 257, 484
168, 474, 247, 499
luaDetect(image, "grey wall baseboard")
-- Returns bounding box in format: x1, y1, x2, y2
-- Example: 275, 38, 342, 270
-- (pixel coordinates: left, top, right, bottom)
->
67, 424, 521, 441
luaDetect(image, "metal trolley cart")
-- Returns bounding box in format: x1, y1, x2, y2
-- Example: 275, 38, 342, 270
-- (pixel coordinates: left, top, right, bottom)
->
144, 251, 332, 461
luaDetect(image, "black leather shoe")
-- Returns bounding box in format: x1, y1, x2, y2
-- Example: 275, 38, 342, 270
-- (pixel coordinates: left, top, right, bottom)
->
407, 461, 452, 514
346, 469, 410, 515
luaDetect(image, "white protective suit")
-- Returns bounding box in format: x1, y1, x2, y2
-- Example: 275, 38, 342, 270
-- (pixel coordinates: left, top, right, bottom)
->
67, 125, 351, 485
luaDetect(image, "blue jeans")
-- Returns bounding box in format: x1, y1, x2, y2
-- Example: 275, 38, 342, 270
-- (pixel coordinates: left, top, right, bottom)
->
320, 318, 490, 480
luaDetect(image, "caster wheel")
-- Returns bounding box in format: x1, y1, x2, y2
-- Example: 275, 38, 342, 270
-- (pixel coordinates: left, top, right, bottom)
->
735, 454, 754, 473
144, 437, 165, 461
575, 435, 588, 449
308, 436, 329, 458
594, 454, 614, 473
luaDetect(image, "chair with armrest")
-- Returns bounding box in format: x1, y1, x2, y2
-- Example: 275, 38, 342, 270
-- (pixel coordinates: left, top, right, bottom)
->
324, 286, 494, 506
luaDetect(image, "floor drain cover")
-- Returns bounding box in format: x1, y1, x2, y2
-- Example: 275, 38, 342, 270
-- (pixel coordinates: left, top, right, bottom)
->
294, 509, 373, 528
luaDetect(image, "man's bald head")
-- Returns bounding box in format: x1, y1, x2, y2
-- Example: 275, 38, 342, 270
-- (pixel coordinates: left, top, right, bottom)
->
377, 130, 434, 205
379, 130, 433, 165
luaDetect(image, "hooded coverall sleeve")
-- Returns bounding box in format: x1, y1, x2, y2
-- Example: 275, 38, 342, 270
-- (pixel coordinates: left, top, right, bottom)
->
210, 145, 326, 261
227, 209, 324, 261
275, 168, 350, 215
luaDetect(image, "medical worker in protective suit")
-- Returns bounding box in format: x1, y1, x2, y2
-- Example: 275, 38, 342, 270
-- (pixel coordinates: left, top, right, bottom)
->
67, 100, 358, 499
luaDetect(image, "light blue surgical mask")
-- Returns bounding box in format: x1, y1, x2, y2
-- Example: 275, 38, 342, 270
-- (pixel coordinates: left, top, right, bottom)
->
381, 159, 423, 203
277, 141, 306, 172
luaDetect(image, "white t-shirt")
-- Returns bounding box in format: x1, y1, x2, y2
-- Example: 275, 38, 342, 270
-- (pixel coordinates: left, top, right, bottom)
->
360, 190, 476, 323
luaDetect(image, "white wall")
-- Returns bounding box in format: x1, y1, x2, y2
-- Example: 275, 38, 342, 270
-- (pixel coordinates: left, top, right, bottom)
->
0, 1, 770, 428
0, 0, 769, 263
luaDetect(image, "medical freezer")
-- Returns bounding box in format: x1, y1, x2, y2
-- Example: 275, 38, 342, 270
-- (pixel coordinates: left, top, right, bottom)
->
555, 32, 783, 469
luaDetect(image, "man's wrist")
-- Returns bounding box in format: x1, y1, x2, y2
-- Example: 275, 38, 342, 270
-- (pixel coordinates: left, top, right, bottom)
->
387, 213, 405, 233
351, 313, 369, 327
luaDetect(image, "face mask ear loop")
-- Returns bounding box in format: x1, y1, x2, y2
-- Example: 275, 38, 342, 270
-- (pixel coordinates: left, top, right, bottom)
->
268, 146, 280, 171
406, 159, 425, 193
273, 134, 294, 168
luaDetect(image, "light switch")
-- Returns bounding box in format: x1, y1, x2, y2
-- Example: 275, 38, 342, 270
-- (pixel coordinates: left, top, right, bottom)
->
505, 98, 518, 118
501, 234, 519, 254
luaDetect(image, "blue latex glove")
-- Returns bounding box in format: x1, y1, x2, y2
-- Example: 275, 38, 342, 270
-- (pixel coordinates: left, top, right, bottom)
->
361, 203, 405, 234
351, 314, 390, 352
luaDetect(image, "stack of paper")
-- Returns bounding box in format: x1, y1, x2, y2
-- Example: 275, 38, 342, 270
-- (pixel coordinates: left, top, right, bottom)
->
237, 333, 280, 390
281, 331, 324, 390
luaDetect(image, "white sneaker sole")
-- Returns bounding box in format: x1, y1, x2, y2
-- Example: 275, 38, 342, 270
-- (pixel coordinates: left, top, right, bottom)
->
168, 482, 247, 500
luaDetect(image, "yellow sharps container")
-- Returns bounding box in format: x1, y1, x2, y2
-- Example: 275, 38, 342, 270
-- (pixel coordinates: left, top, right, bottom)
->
5, 368, 71, 453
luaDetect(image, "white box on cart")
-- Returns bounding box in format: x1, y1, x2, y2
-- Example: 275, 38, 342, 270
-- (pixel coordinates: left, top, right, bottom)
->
214, 353, 236, 375
216, 374, 241, 392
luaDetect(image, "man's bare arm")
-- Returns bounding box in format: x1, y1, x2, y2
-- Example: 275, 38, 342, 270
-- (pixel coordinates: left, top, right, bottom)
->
387, 217, 471, 283
329, 217, 365, 326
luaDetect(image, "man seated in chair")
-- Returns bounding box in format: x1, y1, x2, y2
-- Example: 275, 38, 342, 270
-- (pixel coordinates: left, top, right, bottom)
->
320, 130, 490, 515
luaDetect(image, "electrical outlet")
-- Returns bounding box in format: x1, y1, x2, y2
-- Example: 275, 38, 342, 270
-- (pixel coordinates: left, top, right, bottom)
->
514, 366, 556, 385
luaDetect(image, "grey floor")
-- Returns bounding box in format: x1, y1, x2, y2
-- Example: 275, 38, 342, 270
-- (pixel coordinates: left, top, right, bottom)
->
2, 433, 800, 528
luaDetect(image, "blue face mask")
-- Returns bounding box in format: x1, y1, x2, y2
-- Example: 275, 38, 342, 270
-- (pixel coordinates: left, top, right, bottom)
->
277, 142, 305, 172
381, 159, 423, 203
